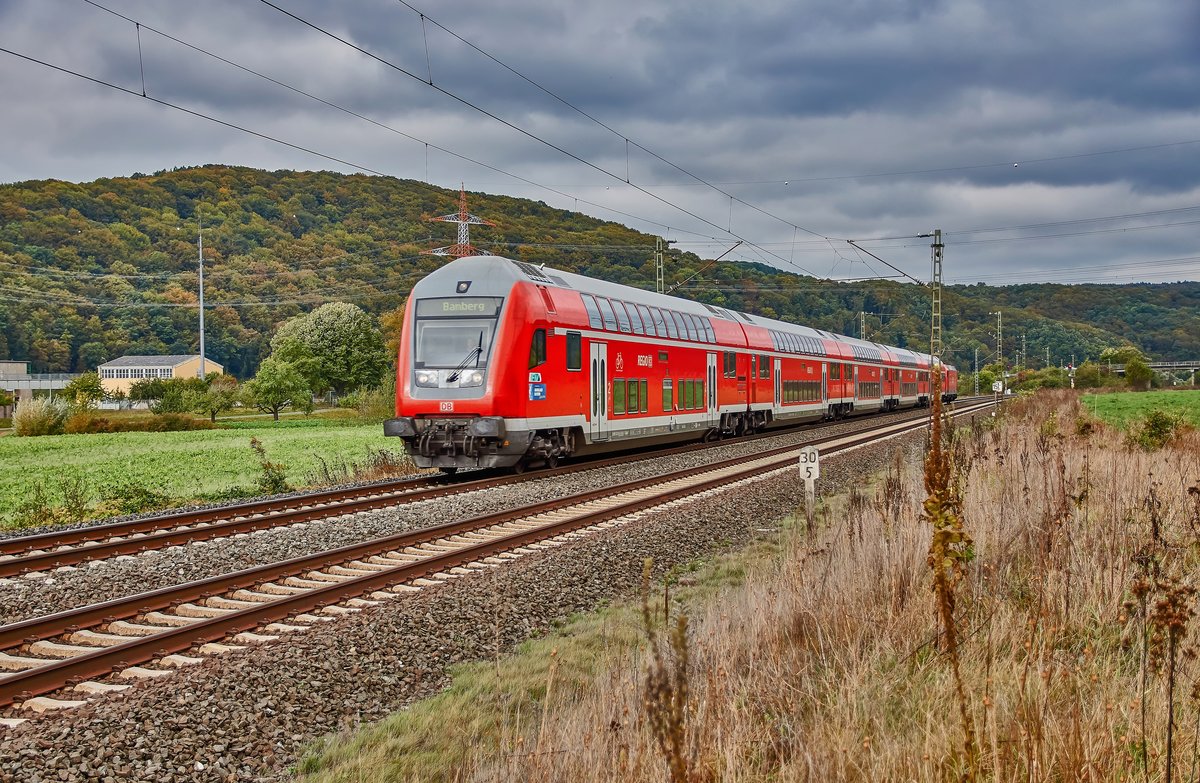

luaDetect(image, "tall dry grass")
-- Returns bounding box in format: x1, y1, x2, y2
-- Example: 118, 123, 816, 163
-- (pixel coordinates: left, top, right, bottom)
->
464, 390, 1200, 782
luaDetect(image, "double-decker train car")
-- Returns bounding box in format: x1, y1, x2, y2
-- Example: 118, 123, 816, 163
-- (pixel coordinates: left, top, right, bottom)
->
385, 256, 957, 471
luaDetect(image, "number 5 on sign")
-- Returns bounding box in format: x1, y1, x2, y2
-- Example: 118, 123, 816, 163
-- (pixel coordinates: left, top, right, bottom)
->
798, 446, 820, 480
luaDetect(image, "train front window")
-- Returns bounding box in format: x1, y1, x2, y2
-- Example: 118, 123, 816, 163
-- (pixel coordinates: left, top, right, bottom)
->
412, 297, 503, 369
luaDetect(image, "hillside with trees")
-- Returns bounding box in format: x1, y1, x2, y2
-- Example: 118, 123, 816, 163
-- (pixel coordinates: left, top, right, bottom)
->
1, 165, 1196, 379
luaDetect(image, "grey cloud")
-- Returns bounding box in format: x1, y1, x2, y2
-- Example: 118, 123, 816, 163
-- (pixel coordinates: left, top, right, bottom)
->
0, 0, 1197, 283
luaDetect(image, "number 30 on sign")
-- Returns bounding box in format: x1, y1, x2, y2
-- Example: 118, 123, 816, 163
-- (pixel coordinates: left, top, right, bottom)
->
798, 446, 820, 480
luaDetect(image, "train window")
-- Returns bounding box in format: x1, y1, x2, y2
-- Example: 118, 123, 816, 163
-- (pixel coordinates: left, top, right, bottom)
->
662, 311, 679, 339
581, 294, 602, 329
648, 307, 667, 337
626, 303, 645, 335
640, 379, 649, 413
595, 297, 616, 330
830, 363, 840, 380
750, 355, 757, 379
566, 331, 582, 371
662, 379, 673, 411
611, 301, 632, 333
759, 355, 770, 379
636, 304, 654, 335
670, 311, 688, 340
528, 328, 546, 369
723, 351, 736, 378
701, 317, 715, 343
614, 379, 626, 415
679, 313, 695, 341
696, 379, 705, 410
681, 378, 692, 409
627, 378, 639, 413
686, 314, 703, 342
790, 334, 800, 353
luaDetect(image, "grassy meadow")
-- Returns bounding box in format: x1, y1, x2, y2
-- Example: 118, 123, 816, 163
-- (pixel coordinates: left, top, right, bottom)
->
298, 390, 1200, 782
0, 412, 415, 529
1082, 388, 1200, 429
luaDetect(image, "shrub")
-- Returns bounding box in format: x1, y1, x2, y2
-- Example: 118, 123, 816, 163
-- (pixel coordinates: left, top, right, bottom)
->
1127, 409, 1189, 451
100, 481, 171, 515
13, 397, 68, 436
339, 386, 394, 421
63, 413, 214, 434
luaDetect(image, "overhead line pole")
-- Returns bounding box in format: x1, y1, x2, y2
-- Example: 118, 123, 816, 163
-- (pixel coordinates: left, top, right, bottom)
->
924, 229, 943, 358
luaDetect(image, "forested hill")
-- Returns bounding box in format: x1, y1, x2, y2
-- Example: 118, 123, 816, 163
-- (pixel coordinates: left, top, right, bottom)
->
1, 165, 1196, 377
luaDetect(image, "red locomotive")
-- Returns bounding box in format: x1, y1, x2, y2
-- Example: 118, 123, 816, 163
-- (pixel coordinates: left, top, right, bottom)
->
385, 256, 957, 471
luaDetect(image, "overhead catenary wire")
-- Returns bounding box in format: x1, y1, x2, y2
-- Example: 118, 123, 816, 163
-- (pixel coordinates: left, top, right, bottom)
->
255, 0, 820, 276
391, 0, 829, 243
75, 0, 728, 246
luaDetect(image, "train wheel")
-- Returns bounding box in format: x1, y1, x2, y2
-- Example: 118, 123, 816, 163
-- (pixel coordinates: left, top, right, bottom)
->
546, 455, 559, 469
512, 459, 527, 474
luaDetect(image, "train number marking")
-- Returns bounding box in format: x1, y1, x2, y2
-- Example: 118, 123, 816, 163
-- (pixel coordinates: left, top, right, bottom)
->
439, 401, 455, 412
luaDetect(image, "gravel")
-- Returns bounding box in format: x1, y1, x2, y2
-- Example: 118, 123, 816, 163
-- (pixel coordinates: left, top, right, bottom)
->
0, 426, 927, 783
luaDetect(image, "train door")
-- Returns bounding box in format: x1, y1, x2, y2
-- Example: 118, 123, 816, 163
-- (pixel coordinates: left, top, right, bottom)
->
821, 362, 827, 402
590, 341, 609, 442
774, 358, 782, 407
706, 352, 718, 427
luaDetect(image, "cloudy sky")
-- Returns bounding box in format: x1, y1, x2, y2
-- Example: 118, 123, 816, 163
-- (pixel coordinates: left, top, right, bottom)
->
1, 0, 1197, 285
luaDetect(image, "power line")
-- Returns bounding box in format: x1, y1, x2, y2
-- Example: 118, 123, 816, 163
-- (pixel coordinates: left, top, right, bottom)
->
395, 0, 830, 242
256, 0, 819, 276
76, 0, 729, 246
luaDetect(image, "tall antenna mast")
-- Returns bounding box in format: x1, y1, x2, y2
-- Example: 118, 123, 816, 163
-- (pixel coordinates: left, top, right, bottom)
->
422, 184, 496, 258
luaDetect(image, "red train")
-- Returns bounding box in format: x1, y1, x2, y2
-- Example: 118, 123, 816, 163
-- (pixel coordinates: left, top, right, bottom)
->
385, 256, 957, 471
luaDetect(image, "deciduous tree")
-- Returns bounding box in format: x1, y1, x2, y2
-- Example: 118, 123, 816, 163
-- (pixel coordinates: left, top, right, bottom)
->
244, 358, 311, 422
62, 371, 104, 410
270, 302, 387, 395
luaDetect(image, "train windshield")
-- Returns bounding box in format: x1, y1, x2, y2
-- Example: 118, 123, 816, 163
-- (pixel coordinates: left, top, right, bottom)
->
413, 297, 503, 368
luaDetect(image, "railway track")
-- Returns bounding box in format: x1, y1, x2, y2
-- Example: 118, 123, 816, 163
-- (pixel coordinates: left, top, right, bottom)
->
0, 399, 993, 717
0, 400, 986, 579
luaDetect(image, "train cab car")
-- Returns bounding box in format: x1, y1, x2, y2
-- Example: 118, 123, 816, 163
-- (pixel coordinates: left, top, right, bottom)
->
386, 256, 753, 471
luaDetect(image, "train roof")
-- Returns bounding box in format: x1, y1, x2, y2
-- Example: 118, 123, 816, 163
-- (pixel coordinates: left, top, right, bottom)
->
424, 256, 954, 372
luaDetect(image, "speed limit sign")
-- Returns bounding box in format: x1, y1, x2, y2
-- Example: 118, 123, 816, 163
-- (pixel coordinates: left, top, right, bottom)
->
798, 446, 820, 480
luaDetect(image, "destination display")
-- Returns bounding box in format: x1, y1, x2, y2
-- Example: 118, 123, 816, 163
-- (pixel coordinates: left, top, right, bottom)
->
416, 297, 504, 318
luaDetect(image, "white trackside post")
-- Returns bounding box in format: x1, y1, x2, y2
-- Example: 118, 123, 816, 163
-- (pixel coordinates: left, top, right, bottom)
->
798, 446, 820, 533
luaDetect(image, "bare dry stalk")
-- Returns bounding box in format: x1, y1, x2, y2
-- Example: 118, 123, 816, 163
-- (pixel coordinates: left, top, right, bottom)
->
923, 369, 978, 779
639, 558, 695, 783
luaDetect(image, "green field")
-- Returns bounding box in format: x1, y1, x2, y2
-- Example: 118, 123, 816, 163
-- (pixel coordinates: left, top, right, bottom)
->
0, 415, 406, 528
1082, 389, 1200, 429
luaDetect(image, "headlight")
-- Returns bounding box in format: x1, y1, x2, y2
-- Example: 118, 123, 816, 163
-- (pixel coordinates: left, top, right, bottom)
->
415, 370, 437, 387
459, 370, 485, 388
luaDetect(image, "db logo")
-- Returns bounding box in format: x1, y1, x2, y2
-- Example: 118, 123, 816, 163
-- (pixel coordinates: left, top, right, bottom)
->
439, 401, 455, 412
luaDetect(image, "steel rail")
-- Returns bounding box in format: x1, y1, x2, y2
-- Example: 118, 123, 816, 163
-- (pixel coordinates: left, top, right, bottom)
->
0, 401, 981, 577
0, 400, 993, 708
